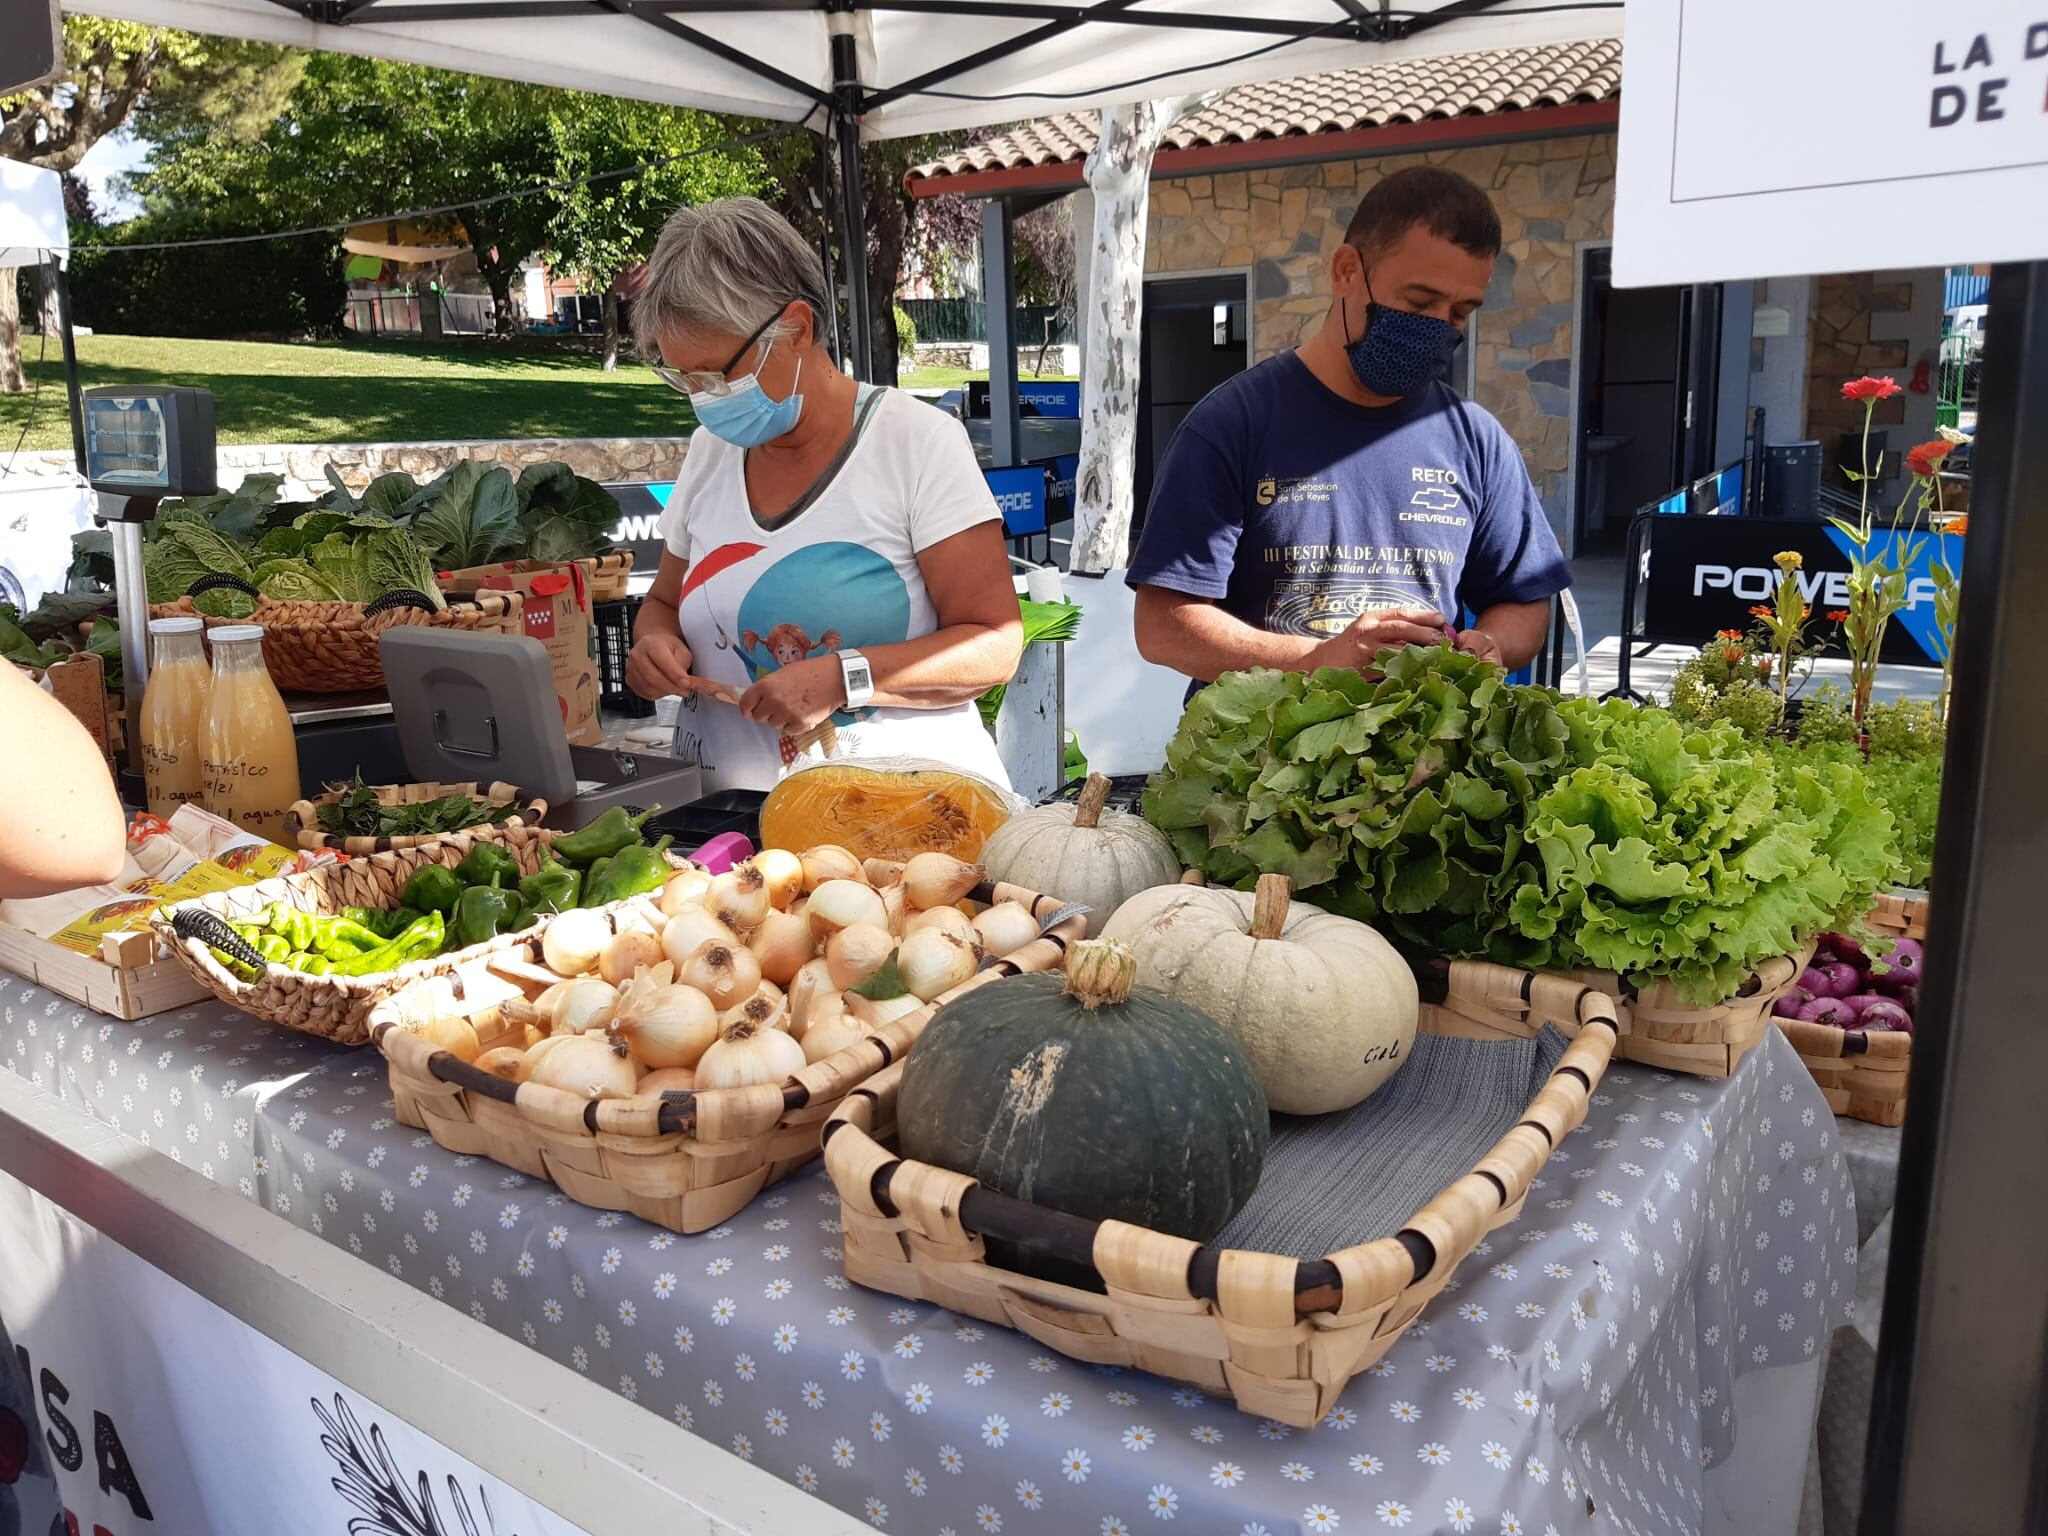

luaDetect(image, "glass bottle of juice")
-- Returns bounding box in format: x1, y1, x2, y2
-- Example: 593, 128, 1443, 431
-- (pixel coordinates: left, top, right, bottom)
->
201, 625, 301, 840
140, 616, 212, 818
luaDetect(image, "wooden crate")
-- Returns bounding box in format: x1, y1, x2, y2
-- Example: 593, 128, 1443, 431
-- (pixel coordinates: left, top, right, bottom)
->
822, 959, 1619, 1428
0, 923, 209, 1021
371, 882, 1087, 1235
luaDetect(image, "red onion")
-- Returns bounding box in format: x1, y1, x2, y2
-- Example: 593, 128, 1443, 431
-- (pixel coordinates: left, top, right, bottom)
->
1856, 999, 1914, 1033
1772, 986, 1814, 1021
1800, 996, 1859, 1027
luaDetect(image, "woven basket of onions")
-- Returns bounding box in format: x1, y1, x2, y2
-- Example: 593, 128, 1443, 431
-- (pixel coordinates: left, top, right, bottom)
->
367, 845, 1089, 1234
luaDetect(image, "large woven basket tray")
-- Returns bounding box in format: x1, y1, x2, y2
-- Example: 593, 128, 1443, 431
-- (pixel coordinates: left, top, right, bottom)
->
284, 780, 550, 856
370, 881, 1088, 1236
586, 551, 633, 602
1564, 947, 1812, 1078
1778, 889, 1928, 1128
149, 590, 521, 693
152, 837, 572, 1045
823, 958, 1618, 1428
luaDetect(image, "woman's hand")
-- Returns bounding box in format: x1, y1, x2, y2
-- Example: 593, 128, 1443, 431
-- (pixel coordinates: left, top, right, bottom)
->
625, 631, 696, 701
740, 657, 845, 736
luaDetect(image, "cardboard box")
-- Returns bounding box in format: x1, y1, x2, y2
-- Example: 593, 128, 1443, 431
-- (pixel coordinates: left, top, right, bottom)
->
436, 559, 602, 745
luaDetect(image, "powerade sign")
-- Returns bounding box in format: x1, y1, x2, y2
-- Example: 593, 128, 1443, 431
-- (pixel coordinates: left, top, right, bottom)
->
606, 481, 670, 577
1638, 513, 1958, 665
1017, 381, 1080, 418
1047, 454, 1078, 519
984, 466, 1048, 537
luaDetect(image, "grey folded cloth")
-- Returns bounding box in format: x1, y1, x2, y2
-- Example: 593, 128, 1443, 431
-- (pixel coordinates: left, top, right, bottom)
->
1214, 1024, 1571, 1260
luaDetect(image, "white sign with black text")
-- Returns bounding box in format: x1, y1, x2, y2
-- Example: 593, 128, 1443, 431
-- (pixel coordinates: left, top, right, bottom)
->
1615, 0, 2048, 285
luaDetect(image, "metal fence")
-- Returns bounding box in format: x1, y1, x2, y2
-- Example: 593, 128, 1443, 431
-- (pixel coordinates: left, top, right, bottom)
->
343, 289, 498, 337
898, 296, 1074, 345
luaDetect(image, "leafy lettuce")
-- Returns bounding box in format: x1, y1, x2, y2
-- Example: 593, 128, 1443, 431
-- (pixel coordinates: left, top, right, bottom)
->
411, 461, 520, 569
1147, 645, 1896, 1004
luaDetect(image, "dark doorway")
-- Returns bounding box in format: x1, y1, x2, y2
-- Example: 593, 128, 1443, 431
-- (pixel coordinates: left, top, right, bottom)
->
1573, 249, 1723, 553
1134, 274, 1251, 529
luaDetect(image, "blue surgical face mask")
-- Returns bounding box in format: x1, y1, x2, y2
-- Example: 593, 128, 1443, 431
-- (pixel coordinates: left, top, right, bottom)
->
1342, 273, 1465, 398
689, 341, 805, 448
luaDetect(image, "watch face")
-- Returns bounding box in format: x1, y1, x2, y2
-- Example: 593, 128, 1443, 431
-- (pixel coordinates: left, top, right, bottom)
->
847, 664, 872, 692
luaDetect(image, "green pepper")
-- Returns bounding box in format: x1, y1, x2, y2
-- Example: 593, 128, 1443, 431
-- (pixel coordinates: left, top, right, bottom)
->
518, 859, 582, 917
548, 805, 660, 866
341, 905, 422, 940
584, 853, 613, 895
314, 917, 389, 958
299, 954, 334, 976
402, 865, 465, 918
328, 912, 447, 977
260, 903, 319, 953
583, 836, 676, 907
452, 874, 525, 950
454, 843, 522, 890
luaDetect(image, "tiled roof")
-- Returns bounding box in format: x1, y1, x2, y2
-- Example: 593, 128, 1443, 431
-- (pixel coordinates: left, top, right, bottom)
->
906, 39, 1620, 184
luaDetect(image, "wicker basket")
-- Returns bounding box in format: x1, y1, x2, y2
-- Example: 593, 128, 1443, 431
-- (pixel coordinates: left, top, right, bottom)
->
1866, 888, 1930, 942
149, 590, 522, 694
1560, 948, 1811, 1078
284, 780, 551, 856
369, 881, 1087, 1235
586, 551, 634, 602
822, 958, 1618, 1427
152, 837, 572, 1045
1777, 1017, 1909, 1127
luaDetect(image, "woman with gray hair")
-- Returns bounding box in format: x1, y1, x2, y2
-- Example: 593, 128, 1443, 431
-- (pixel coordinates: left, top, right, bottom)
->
626, 196, 1023, 791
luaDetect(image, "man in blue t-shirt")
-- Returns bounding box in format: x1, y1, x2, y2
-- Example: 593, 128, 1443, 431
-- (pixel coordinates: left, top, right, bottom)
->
1129, 165, 1570, 690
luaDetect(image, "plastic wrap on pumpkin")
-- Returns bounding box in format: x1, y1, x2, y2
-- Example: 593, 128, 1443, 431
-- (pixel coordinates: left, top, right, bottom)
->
759, 757, 1020, 862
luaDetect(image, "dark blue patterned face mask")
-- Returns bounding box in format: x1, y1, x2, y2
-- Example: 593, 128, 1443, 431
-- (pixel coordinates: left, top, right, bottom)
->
1342, 273, 1465, 398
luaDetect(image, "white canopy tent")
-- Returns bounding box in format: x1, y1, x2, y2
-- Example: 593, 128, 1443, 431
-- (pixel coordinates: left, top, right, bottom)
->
67, 0, 1624, 377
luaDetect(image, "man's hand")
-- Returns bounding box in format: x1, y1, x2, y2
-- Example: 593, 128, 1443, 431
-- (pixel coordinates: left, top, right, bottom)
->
1453, 627, 1505, 667
1305, 606, 1450, 672
740, 656, 845, 736
624, 631, 697, 701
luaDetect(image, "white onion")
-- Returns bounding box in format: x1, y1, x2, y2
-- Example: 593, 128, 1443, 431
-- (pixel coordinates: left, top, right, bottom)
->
613, 967, 719, 1069
662, 907, 737, 970
750, 848, 805, 910
542, 908, 612, 977
863, 856, 906, 889
518, 1034, 576, 1081
971, 900, 1041, 959
408, 1015, 480, 1063
634, 1065, 696, 1100
748, 908, 816, 986
881, 881, 910, 937
526, 1032, 639, 1099
679, 937, 762, 1010
550, 977, 619, 1036
658, 866, 713, 916
800, 1011, 867, 1064
788, 957, 838, 1037
896, 926, 977, 1002
695, 1017, 807, 1090
800, 845, 864, 891
717, 989, 789, 1038
598, 929, 665, 987
474, 1045, 526, 1080
844, 990, 924, 1030
826, 923, 894, 990
807, 879, 887, 936
906, 904, 980, 954
903, 852, 984, 911
707, 864, 772, 931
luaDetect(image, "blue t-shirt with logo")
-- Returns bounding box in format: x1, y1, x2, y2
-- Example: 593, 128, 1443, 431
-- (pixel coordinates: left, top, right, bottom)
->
1127, 352, 1569, 673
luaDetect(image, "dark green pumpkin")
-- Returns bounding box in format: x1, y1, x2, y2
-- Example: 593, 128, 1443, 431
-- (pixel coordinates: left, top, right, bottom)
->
898, 940, 1268, 1268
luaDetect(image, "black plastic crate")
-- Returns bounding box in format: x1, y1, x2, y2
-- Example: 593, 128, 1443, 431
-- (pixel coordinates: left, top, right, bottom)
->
648, 792, 765, 851
594, 596, 656, 717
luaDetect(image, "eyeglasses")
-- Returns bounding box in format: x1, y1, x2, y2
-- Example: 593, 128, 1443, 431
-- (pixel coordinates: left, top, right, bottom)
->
652, 306, 788, 398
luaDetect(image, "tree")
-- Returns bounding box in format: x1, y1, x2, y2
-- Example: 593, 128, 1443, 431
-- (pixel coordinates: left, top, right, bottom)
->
0, 18, 298, 389
545, 99, 764, 369
1071, 95, 1214, 573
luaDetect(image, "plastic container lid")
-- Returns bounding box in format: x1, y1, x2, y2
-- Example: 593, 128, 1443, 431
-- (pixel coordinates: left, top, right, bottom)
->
209, 625, 265, 644
147, 617, 204, 635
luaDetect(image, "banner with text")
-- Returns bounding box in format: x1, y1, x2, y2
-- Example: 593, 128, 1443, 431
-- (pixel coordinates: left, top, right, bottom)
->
1615, 0, 2048, 284
0, 1173, 591, 1536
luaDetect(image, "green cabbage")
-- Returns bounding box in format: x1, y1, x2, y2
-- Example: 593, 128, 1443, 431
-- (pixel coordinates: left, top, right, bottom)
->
1146, 645, 1895, 1005
411, 461, 520, 569
362, 528, 445, 608
308, 534, 373, 603
253, 559, 340, 601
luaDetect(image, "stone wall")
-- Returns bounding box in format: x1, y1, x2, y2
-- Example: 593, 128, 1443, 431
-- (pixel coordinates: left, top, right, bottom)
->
14, 435, 689, 499
1803, 270, 1943, 496
1142, 133, 1617, 528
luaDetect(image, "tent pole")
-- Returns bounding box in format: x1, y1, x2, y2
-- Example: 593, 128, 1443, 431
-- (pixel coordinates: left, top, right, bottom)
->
981, 196, 1019, 467
827, 7, 873, 383
810, 134, 843, 365
49, 259, 86, 475
1861, 259, 2048, 1531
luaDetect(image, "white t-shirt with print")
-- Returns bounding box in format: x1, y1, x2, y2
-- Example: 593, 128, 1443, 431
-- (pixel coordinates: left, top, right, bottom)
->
659, 387, 1013, 794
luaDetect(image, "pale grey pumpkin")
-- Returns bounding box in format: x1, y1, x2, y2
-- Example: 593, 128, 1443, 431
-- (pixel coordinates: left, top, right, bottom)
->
1101, 874, 1418, 1115
980, 775, 1180, 938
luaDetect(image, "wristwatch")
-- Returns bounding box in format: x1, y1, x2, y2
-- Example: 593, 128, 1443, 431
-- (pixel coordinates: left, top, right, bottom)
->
837, 648, 874, 709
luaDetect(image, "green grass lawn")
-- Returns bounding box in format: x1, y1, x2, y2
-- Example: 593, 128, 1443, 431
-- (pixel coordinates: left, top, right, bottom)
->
0, 333, 695, 454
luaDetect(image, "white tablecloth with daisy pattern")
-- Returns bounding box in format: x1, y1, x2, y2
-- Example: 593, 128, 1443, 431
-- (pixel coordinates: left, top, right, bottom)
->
0, 973, 1856, 1536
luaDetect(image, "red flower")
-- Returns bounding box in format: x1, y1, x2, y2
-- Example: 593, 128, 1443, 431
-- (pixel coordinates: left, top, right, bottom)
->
1715, 628, 1743, 641
1826, 609, 1850, 622
1906, 438, 1955, 478
1748, 604, 1774, 620
1722, 647, 1745, 665
1842, 375, 1903, 402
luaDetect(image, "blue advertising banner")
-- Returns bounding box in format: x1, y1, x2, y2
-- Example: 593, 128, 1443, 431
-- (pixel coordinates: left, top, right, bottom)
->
1017, 381, 1080, 417
984, 465, 1048, 536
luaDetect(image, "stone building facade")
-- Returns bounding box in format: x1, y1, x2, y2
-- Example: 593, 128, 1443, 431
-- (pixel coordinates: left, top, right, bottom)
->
1140, 132, 1616, 529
